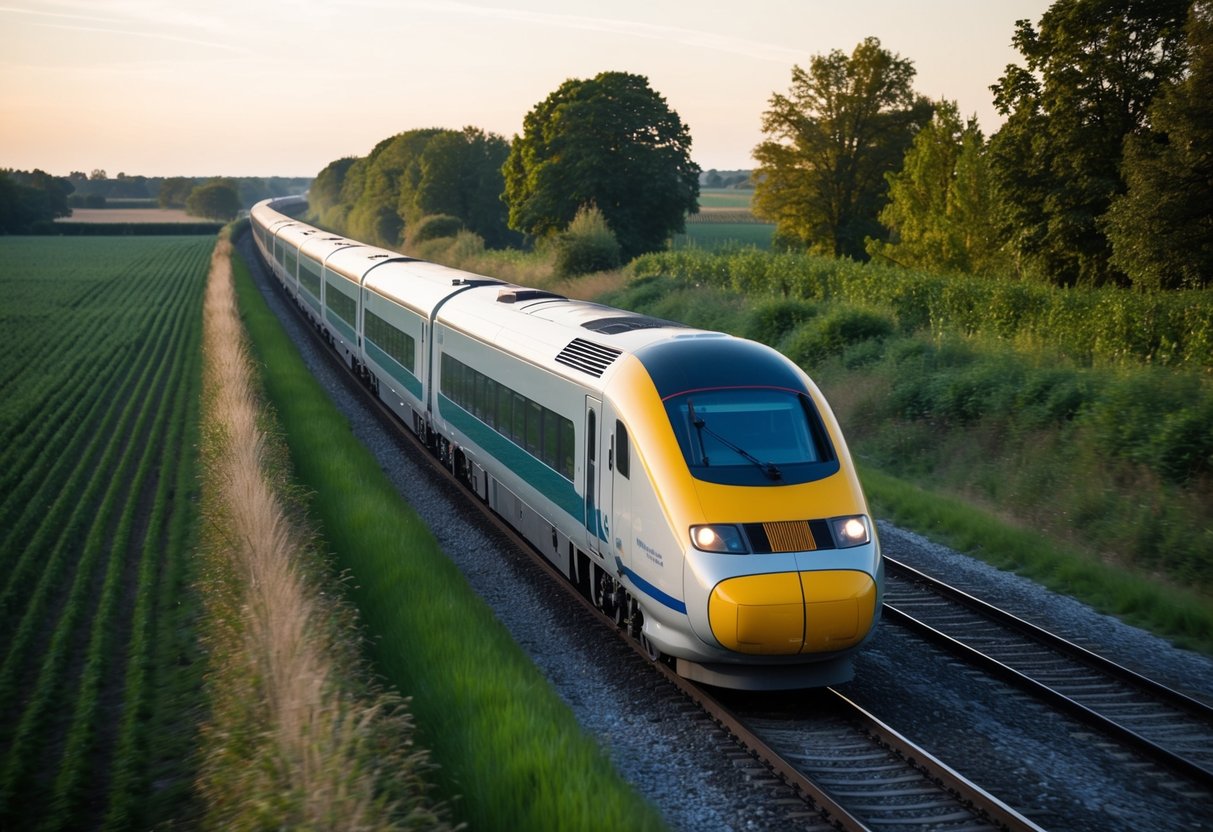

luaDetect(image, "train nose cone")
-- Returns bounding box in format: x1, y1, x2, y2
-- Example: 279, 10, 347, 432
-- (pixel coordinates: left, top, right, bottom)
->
709, 570, 877, 655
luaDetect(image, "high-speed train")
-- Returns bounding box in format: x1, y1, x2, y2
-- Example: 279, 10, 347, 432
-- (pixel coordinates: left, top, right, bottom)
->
249, 196, 883, 690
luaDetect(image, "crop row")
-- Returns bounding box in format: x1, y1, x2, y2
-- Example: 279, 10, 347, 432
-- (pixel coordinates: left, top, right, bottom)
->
0, 237, 210, 830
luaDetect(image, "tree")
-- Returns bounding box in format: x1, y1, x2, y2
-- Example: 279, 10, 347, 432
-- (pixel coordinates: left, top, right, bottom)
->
158, 176, 196, 209
989, 0, 1189, 286
1105, 0, 1213, 290
753, 37, 932, 260
504, 71, 700, 260
343, 129, 445, 247
0, 169, 73, 231
185, 181, 240, 221
309, 156, 357, 228
406, 127, 517, 248
866, 100, 1005, 275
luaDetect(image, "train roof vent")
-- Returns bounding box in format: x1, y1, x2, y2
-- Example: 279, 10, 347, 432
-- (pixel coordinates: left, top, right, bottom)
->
555, 338, 622, 378
498, 288, 567, 304
581, 315, 686, 334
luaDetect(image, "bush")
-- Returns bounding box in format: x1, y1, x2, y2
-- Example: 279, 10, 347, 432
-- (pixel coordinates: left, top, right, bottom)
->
553, 206, 621, 277
743, 298, 818, 344
407, 214, 464, 247
783, 307, 894, 368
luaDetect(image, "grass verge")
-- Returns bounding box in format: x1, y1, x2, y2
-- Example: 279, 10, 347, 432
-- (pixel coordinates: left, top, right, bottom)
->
230, 230, 667, 831
860, 466, 1213, 654
198, 229, 451, 830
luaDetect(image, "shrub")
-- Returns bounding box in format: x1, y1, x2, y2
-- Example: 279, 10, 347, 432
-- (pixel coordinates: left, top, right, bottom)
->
406, 214, 464, 247
743, 298, 818, 344
553, 206, 621, 277
783, 307, 894, 368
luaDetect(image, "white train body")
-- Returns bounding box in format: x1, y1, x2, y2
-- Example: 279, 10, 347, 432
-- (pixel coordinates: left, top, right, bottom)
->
250, 197, 883, 690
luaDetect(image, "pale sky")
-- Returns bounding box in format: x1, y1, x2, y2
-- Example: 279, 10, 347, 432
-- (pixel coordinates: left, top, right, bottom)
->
1, 0, 1053, 178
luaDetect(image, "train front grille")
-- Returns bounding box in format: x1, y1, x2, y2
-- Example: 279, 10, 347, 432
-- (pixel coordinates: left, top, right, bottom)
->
741, 520, 837, 554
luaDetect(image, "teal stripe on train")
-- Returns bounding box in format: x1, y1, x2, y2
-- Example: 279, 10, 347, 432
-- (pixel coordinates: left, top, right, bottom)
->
365, 339, 423, 398
438, 393, 585, 525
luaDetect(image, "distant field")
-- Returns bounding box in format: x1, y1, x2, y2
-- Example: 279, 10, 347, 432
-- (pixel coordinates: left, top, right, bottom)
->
675, 221, 774, 250
697, 188, 753, 209
0, 236, 210, 829
58, 208, 197, 223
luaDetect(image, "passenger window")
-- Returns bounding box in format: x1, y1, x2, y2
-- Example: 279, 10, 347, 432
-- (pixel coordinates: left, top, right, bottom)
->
615, 421, 629, 479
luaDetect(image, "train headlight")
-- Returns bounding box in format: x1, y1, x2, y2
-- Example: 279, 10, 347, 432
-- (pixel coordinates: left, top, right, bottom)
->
690, 525, 748, 554
830, 515, 871, 548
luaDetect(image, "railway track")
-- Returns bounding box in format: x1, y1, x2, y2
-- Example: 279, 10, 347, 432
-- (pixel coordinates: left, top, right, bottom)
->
883, 556, 1213, 792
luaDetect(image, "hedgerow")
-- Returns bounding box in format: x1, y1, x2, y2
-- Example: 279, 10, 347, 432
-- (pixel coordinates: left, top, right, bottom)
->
630, 249, 1213, 368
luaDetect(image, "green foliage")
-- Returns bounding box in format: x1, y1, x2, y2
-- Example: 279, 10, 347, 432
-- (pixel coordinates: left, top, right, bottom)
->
867, 100, 1006, 275
0, 169, 73, 231
316, 128, 514, 250
342, 131, 443, 247
407, 127, 518, 248
552, 204, 621, 277
157, 176, 195, 209
629, 248, 1213, 368
405, 213, 464, 247
988, 0, 1190, 286
781, 307, 893, 368
231, 247, 667, 832
1105, 0, 1213, 290
742, 298, 819, 343
752, 37, 932, 259
309, 156, 357, 227
185, 180, 241, 221
504, 71, 700, 260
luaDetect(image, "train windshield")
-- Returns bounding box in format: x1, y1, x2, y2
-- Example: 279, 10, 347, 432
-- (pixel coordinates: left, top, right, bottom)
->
664, 388, 838, 486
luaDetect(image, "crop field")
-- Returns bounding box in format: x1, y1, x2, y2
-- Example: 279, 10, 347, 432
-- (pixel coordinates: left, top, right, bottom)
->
675, 221, 775, 250
0, 236, 211, 830
697, 188, 754, 209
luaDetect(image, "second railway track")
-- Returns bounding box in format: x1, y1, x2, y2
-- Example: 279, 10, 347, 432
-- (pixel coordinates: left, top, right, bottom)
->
883, 556, 1213, 792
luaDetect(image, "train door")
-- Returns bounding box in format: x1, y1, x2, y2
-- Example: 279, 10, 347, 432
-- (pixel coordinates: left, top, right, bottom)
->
584, 396, 607, 556
611, 417, 632, 571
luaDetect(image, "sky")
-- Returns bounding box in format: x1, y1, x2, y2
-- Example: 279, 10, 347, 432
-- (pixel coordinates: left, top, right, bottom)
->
1, 0, 1054, 179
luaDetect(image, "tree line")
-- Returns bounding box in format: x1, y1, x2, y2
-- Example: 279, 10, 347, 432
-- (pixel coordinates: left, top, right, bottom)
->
309, 71, 699, 270
0, 171, 311, 232
754, 0, 1209, 290
310, 0, 1208, 290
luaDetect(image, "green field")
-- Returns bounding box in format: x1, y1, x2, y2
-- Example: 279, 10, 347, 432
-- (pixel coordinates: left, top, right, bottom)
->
675, 222, 775, 250
0, 236, 210, 829
697, 187, 754, 208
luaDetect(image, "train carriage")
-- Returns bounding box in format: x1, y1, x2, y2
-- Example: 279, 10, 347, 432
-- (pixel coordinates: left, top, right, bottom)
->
250, 197, 883, 690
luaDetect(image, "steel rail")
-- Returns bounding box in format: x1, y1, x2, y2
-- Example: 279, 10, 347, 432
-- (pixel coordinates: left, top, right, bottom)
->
883, 556, 1213, 787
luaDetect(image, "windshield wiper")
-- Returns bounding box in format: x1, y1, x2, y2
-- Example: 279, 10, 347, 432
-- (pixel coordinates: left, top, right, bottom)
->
687, 399, 782, 481
687, 399, 710, 466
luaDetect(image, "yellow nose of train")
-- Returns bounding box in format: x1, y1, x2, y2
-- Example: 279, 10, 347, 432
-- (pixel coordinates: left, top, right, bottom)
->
709, 570, 877, 655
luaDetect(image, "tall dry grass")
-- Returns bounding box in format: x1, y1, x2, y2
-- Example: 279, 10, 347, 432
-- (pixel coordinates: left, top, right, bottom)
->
196, 231, 450, 830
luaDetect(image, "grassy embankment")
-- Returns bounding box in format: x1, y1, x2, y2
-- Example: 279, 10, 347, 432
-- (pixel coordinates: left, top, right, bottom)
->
197, 230, 451, 829
229, 231, 668, 832
0, 236, 209, 830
